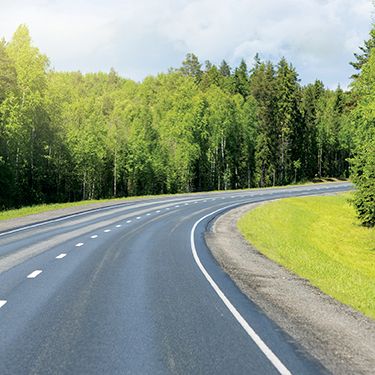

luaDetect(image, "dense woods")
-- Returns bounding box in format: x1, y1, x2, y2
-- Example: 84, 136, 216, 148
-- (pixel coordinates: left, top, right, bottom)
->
0, 25, 373, 226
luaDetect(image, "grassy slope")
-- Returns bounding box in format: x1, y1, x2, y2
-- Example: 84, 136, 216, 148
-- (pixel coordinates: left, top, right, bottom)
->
238, 193, 375, 319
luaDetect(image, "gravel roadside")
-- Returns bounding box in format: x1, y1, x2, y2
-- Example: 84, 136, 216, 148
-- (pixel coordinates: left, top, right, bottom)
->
205, 202, 375, 375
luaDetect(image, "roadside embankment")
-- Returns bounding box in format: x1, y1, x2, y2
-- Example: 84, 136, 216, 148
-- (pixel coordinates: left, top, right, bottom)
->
206, 196, 375, 375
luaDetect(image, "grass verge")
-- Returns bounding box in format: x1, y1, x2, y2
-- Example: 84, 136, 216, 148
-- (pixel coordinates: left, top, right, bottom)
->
237, 193, 375, 319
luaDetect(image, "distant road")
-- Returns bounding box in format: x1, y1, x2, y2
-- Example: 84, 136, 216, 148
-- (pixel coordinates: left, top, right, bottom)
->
0, 182, 352, 374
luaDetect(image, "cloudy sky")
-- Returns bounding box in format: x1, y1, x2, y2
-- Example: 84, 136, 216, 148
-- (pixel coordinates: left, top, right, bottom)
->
0, 0, 373, 88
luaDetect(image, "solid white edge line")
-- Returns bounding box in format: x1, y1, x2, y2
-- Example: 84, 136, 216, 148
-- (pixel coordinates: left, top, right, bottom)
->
56, 253, 67, 259
190, 206, 292, 375
0, 300, 7, 308
27, 270, 43, 279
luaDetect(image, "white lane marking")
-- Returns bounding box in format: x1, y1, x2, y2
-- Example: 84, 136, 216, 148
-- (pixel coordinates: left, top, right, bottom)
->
221, 197, 226, 199
56, 253, 67, 259
0, 300, 7, 308
146, 213, 151, 216
104, 229, 111, 232
116, 224, 122, 228
194, 201, 198, 204
75, 242, 84, 247
136, 217, 141, 220
156, 210, 161, 213
231, 196, 236, 198
190, 208, 291, 375
203, 200, 207, 203
126, 220, 132, 223
27, 270, 43, 279
166, 208, 170, 210
90, 235, 98, 239
185, 203, 189, 206
0, 184, 352, 238
175, 205, 180, 208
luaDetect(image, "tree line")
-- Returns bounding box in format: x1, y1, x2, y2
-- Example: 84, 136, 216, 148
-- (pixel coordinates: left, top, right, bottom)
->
0, 25, 373, 226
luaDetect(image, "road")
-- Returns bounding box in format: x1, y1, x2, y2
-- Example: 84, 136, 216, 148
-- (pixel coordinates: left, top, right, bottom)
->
0, 182, 352, 374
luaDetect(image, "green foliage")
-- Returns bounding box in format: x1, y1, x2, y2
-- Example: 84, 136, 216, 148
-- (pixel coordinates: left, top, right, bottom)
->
350, 44, 375, 227
0, 26, 355, 210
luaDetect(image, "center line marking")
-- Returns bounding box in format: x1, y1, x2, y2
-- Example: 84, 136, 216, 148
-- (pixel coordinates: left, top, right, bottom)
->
0, 300, 7, 308
116, 224, 122, 228
75, 242, 84, 247
104, 229, 111, 232
27, 270, 42, 279
90, 235, 98, 239
56, 253, 67, 259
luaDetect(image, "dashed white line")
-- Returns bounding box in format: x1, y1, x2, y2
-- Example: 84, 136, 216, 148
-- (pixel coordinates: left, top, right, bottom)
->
116, 224, 122, 228
136, 217, 141, 220
90, 235, 98, 239
146, 213, 151, 216
56, 253, 67, 259
166, 208, 170, 210
27, 270, 43, 279
156, 210, 161, 213
126, 220, 132, 223
0, 300, 7, 309
75, 242, 84, 247
175, 205, 180, 208
185, 203, 189, 206
104, 229, 111, 232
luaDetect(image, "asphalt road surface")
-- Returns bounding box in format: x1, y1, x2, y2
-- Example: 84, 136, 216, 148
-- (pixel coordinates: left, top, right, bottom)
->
0, 182, 352, 374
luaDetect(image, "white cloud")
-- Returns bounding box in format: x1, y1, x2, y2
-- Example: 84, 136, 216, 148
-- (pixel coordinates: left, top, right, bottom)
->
0, 0, 373, 87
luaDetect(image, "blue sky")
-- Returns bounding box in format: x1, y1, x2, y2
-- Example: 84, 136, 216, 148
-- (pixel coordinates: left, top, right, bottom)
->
1, 0, 373, 89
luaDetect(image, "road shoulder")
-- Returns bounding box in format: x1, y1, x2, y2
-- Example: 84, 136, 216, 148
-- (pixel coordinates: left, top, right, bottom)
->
205, 202, 375, 375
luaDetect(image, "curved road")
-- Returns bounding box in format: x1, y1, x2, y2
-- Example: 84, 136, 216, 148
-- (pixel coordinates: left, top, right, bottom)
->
0, 182, 352, 374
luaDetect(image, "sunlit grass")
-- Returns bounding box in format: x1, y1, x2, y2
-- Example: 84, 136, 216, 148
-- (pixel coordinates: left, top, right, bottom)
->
237, 193, 375, 319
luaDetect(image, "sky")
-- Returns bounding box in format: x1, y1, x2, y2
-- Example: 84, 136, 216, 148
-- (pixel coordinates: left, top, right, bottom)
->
0, 0, 373, 89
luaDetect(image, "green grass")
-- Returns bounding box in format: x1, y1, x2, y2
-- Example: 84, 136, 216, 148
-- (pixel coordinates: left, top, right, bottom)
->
238, 193, 375, 319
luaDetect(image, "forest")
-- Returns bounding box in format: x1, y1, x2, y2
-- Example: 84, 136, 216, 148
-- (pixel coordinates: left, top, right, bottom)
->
0, 25, 374, 226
